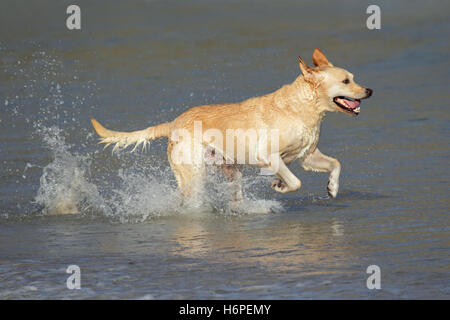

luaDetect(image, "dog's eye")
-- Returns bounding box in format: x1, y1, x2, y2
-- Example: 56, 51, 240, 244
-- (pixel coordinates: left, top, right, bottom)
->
342, 79, 350, 84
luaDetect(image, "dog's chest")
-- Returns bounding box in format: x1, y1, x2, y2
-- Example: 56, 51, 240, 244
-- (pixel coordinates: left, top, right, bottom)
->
281, 124, 320, 164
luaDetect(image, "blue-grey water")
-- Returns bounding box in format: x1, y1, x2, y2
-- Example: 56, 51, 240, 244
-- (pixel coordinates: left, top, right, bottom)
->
0, 0, 449, 299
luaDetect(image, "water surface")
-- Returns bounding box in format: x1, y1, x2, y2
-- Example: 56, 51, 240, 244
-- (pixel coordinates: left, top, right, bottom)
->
0, 0, 449, 299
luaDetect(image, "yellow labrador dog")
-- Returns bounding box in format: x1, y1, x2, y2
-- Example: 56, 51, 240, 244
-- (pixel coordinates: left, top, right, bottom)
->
91, 49, 372, 202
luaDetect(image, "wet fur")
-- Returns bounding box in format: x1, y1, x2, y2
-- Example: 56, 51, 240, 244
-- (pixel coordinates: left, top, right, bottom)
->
91, 49, 372, 202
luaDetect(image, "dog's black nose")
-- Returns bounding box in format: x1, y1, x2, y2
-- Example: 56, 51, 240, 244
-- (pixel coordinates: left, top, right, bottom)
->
365, 88, 373, 97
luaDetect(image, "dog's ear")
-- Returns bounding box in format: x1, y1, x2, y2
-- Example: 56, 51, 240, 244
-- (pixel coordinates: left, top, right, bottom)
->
298, 56, 314, 78
312, 48, 333, 67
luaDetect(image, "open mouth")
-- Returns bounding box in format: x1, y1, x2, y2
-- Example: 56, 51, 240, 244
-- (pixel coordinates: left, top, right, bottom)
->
333, 96, 361, 116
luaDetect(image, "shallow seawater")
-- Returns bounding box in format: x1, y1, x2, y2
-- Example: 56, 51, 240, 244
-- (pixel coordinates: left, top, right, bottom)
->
0, 0, 449, 299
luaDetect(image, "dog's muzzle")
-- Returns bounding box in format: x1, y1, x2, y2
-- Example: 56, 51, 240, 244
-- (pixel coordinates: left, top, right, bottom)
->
333, 96, 361, 116
334, 88, 373, 116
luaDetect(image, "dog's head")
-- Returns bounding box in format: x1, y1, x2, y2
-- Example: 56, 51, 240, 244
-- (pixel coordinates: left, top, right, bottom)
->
298, 48, 372, 116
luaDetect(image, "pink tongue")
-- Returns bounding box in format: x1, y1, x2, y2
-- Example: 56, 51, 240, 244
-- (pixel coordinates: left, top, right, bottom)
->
344, 99, 360, 109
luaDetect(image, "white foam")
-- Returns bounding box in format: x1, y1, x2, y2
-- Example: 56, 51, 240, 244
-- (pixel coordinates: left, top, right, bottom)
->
34, 126, 282, 222
8, 50, 283, 222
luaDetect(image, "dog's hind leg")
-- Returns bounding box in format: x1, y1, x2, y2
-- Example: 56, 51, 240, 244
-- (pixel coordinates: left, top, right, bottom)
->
170, 162, 206, 204
168, 141, 205, 204
221, 164, 243, 204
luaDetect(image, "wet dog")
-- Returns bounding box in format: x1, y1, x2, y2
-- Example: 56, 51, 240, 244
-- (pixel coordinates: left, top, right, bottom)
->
91, 49, 372, 203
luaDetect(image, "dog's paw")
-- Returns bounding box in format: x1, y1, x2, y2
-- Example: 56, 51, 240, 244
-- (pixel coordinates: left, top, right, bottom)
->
271, 179, 288, 193
327, 180, 339, 198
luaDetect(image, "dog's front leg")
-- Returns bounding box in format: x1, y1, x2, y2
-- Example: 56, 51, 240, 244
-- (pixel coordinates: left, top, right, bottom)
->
263, 154, 301, 194
301, 148, 341, 198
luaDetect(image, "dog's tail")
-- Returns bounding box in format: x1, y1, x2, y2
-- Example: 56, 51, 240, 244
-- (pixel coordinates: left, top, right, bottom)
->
90, 118, 171, 152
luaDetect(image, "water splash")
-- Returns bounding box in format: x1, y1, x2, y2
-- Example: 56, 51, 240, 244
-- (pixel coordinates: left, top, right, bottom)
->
34, 126, 108, 216
4, 47, 283, 222
34, 126, 282, 221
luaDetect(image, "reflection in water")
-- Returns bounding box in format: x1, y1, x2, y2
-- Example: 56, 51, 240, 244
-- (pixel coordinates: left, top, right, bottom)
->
331, 219, 344, 237
171, 215, 349, 276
